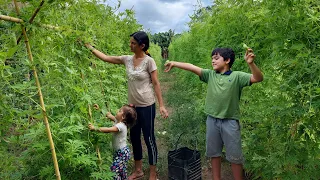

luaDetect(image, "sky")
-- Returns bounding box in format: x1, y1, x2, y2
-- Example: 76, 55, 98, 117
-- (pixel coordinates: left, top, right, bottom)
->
106, 0, 213, 34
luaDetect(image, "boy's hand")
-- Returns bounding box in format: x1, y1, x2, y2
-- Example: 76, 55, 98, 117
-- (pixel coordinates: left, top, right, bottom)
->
84, 43, 91, 48
244, 48, 256, 64
164, 60, 175, 72
84, 43, 95, 51
88, 123, 95, 131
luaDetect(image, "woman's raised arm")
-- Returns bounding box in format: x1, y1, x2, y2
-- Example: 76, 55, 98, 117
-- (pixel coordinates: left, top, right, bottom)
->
86, 43, 123, 64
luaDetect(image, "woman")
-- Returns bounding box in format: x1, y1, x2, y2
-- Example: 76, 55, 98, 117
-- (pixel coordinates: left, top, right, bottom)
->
85, 31, 168, 180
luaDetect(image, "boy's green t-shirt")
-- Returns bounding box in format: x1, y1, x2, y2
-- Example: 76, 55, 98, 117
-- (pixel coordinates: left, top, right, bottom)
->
200, 69, 252, 120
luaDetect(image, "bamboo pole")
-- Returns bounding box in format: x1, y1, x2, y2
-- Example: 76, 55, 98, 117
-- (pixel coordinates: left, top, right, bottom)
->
0, 15, 23, 23
27, 1, 45, 24
0, 14, 76, 35
17, 0, 45, 44
0, 14, 62, 31
13, 1, 61, 179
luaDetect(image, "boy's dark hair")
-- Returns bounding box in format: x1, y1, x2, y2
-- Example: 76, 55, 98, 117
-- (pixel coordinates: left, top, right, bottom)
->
122, 105, 137, 128
211, 48, 235, 68
130, 31, 151, 57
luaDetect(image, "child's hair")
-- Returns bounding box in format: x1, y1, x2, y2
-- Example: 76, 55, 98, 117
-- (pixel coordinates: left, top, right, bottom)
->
130, 31, 151, 57
121, 104, 137, 128
211, 48, 235, 68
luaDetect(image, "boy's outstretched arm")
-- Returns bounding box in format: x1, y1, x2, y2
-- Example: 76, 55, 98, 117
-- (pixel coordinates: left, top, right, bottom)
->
164, 61, 202, 76
245, 49, 263, 83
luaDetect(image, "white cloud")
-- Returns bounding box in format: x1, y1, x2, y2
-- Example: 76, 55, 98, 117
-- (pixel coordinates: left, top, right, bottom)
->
106, 0, 213, 34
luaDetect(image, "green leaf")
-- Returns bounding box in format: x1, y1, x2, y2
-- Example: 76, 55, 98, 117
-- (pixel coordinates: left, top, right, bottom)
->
242, 43, 250, 50
6, 46, 19, 57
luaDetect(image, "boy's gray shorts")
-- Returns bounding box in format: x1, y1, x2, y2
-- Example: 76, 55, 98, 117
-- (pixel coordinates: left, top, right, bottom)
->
206, 116, 244, 164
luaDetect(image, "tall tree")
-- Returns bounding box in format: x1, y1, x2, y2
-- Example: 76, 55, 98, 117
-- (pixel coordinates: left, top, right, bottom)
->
151, 29, 175, 59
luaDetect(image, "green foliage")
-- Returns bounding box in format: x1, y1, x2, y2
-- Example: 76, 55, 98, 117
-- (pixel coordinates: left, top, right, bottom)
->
148, 43, 162, 72
164, 79, 207, 154
151, 29, 175, 49
0, 0, 145, 179
151, 29, 175, 58
168, 0, 320, 179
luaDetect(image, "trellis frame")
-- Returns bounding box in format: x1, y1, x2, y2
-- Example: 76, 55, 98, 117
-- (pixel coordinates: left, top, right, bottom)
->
1, 1, 110, 178
1, 1, 61, 179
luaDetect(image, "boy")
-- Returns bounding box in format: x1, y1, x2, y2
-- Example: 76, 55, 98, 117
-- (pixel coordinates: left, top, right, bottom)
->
164, 48, 263, 180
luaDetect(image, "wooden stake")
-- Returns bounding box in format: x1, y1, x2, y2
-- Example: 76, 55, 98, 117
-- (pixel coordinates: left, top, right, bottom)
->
13, 1, 61, 179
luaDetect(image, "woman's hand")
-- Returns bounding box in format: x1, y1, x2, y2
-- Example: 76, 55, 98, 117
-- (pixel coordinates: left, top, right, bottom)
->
244, 48, 255, 64
88, 123, 95, 131
160, 106, 169, 118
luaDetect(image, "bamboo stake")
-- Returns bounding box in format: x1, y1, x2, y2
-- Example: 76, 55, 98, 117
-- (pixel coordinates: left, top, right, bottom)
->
13, 1, 61, 179
0, 14, 62, 31
0, 15, 77, 36
17, 0, 45, 44
27, 1, 45, 24
0, 15, 23, 23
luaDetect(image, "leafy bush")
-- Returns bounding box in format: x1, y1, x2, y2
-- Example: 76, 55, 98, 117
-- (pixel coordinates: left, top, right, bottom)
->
168, 0, 320, 179
0, 0, 156, 179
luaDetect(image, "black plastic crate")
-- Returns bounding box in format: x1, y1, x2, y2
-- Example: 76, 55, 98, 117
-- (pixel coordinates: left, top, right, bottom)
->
168, 147, 201, 180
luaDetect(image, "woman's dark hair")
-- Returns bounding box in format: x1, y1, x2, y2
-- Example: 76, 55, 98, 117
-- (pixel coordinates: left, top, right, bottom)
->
130, 31, 151, 57
121, 105, 137, 128
211, 48, 235, 68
